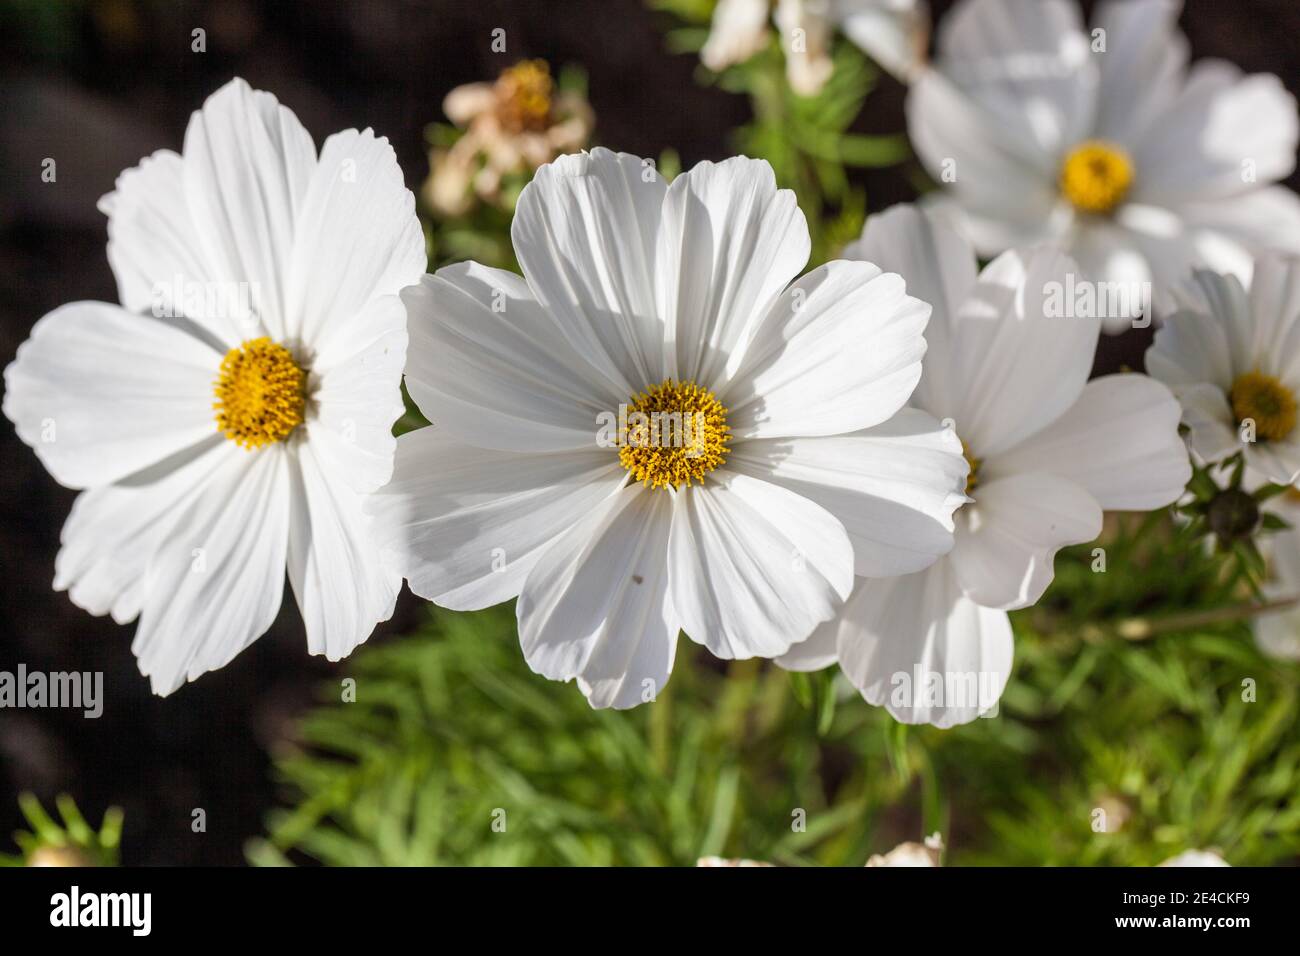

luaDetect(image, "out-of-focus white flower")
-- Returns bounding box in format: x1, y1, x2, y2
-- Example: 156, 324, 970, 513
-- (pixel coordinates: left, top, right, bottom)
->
696, 856, 776, 866
779, 205, 1190, 726
908, 0, 1300, 333
702, 0, 930, 94
1158, 849, 1231, 867
424, 60, 594, 217
3, 78, 425, 694
372, 150, 967, 709
1253, 489, 1300, 661
1146, 256, 1300, 486
866, 832, 943, 866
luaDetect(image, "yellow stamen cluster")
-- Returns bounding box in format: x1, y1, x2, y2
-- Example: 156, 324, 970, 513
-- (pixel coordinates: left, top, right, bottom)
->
496, 59, 553, 132
213, 338, 306, 450
619, 379, 730, 490
1059, 140, 1134, 215
961, 439, 981, 494
1230, 369, 1297, 442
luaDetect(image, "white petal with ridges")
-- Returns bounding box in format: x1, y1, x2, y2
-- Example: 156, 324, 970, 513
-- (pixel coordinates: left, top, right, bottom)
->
403, 265, 625, 453
182, 78, 317, 342
369, 427, 627, 611
512, 148, 666, 392
284, 128, 425, 352
132, 444, 291, 695
724, 261, 929, 439
668, 472, 853, 659
728, 408, 966, 577
305, 294, 407, 494
53, 437, 232, 625
3, 301, 220, 489
287, 441, 399, 662
517, 484, 678, 710
950, 472, 1101, 610
834, 560, 1013, 727
656, 156, 809, 387
991, 375, 1191, 511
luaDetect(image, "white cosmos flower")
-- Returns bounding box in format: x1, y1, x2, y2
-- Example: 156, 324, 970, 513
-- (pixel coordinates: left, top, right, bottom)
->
908, 0, 1300, 332
701, 0, 930, 93
369, 148, 968, 709
1147, 256, 1300, 486
778, 205, 1191, 726
2, 78, 425, 694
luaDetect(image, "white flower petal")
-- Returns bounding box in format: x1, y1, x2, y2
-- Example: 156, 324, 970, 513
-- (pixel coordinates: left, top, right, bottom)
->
656, 156, 809, 387
182, 77, 317, 342
1130, 61, 1298, 206
1146, 292, 1237, 391
286, 441, 399, 662
950, 473, 1101, 610
844, 204, 979, 414
907, 69, 1060, 222
98, 149, 231, 345
834, 560, 1013, 727
774, 619, 840, 672
1179, 188, 1300, 283
1090, 0, 1189, 149
369, 427, 627, 611
132, 445, 291, 695
3, 301, 220, 489
668, 471, 853, 659
1247, 255, 1300, 387
932, 0, 1095, 159
1158, 850, 1230, 868
724, 260, 929, 438
403, 264, 625, 453
728, 407, 966, 577
948, 246, 1097, 456
991, 375, 1191, 511
1256, 528, 1300, 661
517, 484, 677, 710
1174, 383, 1241, 466
700, 0, 771, 72
53, 437, 232, 625
1243, 437, 1300, 487
837, 0, 929, 83
305, 294, 407, 494
512, 148, 667, 392
284, 128, 425, 353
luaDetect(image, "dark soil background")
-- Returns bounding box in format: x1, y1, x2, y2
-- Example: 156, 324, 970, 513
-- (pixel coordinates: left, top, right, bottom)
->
0, 0, 1297, 865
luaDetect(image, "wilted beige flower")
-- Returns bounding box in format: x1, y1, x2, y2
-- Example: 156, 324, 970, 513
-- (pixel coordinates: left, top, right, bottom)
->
424, 60, 594, 217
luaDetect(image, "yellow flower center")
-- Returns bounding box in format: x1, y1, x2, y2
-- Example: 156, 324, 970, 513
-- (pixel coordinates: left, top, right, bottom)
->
1230, 370, 1296, 442
1059, 141, 1134, 215
496, 59, 553, 133
619, 379, 730, 489
213, 337, 306, 450
961, 439, 981, 495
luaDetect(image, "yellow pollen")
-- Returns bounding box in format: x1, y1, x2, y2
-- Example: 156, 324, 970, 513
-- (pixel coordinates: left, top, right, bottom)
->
961, 439, 981, 494
619, 379, 730, 490
1230, 369, 1296, 442
1059, 141, 1134, 215
496, 59, 553, 133
213, 338, 306, 450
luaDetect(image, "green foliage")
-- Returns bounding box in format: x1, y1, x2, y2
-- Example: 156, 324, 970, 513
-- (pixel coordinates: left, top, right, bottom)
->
2, 793, 123, 867
252, 513, 1300, 866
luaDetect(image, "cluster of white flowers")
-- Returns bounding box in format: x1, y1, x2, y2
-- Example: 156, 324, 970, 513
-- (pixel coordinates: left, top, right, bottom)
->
5, 0, 1299, 727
